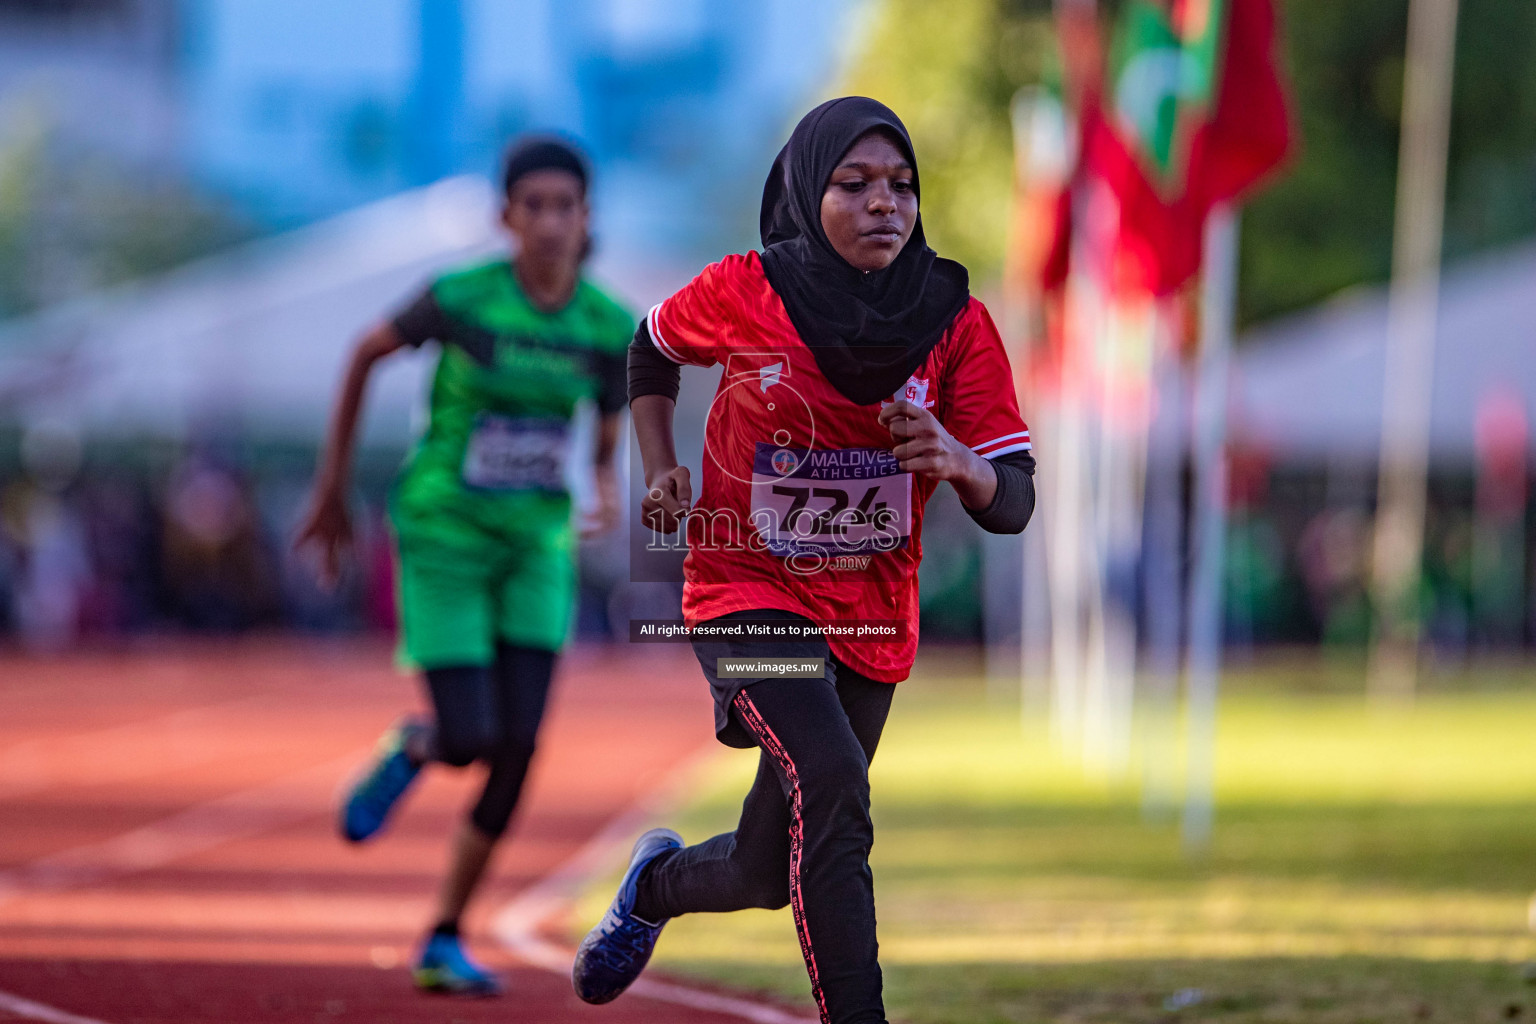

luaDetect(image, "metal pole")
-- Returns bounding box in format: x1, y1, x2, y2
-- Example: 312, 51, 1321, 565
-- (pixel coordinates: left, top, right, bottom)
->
411, 0, 466, 185
1369, 0, 1461, 701
1049, 0, 1099, 754
1182, 206, 1237, 853
1005, 85, 1071, 722
1141, 306, 1184, 819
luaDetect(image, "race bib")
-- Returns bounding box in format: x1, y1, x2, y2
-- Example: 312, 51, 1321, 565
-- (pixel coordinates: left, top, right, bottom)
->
749, 443, 911, 557
461, 414, 568, 492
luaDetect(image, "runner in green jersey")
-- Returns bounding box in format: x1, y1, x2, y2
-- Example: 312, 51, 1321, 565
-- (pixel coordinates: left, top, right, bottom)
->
297, 137, 633, 996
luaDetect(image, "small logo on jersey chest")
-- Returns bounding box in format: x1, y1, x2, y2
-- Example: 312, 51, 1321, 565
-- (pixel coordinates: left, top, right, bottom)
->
882, 375, 935, 410
770, 448, 800, 476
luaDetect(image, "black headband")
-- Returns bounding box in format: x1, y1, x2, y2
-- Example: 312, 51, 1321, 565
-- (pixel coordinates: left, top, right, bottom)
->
502, 137, 589, 196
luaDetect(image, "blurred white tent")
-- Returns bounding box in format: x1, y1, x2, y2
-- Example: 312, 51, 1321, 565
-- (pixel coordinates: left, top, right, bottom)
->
0, 176, 686, 449
1233, 241, 1536, 464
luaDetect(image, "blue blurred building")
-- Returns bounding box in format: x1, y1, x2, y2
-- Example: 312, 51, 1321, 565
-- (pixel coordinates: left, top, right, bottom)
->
0, 0, 181, 169
179, 0, 848, 254
0, 0, 847, 257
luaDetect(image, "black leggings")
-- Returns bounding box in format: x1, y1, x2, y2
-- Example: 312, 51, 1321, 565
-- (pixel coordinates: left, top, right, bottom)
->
422, 643, 555, 839
636, 648, 894, 1024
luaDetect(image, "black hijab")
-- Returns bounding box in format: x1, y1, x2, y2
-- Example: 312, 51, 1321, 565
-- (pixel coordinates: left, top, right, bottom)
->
759, 96, 970, 406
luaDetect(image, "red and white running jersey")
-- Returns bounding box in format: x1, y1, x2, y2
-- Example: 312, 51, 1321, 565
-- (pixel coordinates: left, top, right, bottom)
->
648, 251, 1030, 682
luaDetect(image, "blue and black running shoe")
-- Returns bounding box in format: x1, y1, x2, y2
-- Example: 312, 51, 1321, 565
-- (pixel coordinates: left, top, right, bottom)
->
414, 932, 502, 996
571, 827, 683, 1004
339, 719, 425, 843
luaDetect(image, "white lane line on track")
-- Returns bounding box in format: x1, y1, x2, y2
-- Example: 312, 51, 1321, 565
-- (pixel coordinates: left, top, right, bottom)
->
491, 747, 819, 1024
0, 753, 361, 908
0, 989, 115, 1024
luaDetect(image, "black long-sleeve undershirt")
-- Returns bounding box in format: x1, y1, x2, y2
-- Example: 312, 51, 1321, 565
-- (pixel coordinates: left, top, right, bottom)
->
628, 319, 683, 403
963, 452, 1035, 535
627, 321, 1035, 535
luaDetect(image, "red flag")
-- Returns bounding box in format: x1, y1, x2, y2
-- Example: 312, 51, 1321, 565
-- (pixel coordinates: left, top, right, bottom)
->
1069, 0, 1295, 296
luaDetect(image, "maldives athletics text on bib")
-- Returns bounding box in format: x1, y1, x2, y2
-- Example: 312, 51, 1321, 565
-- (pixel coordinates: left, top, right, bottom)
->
749, 442, 912, 558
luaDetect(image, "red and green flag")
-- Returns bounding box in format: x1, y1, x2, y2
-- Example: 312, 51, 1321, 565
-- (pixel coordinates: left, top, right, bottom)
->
1109, 0, 1226, 190
1078, 0, 1295, 295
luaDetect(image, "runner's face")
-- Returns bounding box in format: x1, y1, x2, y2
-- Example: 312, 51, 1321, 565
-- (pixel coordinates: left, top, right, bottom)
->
502, 170, 588, 271
819, 131, 917, 272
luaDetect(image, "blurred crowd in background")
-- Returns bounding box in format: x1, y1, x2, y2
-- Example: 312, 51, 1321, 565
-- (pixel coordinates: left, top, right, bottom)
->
4, 426, 1529, 662
0, 432, 389, 646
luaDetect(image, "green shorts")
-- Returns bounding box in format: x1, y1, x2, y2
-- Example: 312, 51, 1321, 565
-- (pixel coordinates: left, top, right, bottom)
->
392, 516, 576, 669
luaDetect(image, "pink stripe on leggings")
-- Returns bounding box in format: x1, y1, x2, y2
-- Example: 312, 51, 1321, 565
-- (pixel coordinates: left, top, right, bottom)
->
732, 690, 829, 1024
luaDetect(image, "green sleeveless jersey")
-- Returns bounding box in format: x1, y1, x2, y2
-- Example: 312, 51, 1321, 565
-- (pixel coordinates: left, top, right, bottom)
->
388, 259, 633, 541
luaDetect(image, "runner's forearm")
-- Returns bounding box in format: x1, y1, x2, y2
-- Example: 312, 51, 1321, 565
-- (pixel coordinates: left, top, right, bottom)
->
630, 395, 679, 483
950, 451, 1000, 511
315, 323, 404, 494
594, 413, 621, 468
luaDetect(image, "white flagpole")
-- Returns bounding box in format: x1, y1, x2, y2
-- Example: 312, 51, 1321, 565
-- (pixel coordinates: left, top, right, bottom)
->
1182, 205, 1237, 852
1141, 304, 1184, 818
1005, 86, 1068, 720
1369, 0, 1461, 701
1050, 230, 1094, 751
1047, 0, 1099, 753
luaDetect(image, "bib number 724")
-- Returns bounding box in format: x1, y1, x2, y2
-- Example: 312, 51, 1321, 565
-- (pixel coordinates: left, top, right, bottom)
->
768, 483, 893, 539
749, 444, 911, 557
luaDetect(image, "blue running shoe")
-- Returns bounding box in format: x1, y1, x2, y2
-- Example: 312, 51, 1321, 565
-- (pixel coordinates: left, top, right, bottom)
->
339, 719, 425, 843
572, 827, 683, 1004
414, 932, 502, 997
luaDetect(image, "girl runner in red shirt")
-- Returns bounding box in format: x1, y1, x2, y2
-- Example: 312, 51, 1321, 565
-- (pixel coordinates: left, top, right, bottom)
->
574, 97, 1036, 1024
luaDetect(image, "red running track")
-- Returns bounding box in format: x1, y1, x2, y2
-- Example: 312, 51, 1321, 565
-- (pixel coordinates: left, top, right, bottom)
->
0, 640, 808, 1024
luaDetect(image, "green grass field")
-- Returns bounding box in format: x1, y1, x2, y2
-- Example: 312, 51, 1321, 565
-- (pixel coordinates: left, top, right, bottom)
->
573, 657, 1536, 1023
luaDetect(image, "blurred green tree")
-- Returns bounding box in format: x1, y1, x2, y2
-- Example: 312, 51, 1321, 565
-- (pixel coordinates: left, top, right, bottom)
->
0, 113, 249, 321
840, 0, 1056, 291
841, 0, 1536, 326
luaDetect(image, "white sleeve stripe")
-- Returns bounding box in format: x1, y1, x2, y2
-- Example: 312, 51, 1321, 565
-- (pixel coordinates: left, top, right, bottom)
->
647, 304, 685, 364
646, 303, 687, 365
980, 441, 1033, 459
970, 430, 1031, 453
